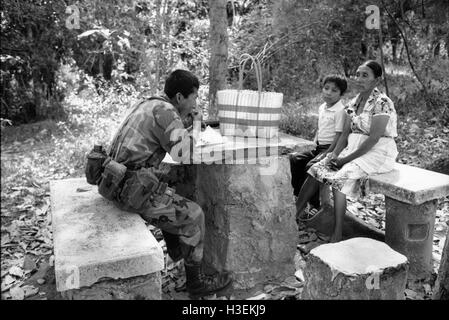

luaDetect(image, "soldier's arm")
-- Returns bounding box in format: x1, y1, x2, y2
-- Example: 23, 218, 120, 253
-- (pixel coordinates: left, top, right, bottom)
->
154, 105, 196, 164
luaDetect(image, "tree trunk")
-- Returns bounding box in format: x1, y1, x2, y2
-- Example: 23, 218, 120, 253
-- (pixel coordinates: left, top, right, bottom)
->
154, 0, 162, 94
433, 226, 449, 300
208, 0, 228, 121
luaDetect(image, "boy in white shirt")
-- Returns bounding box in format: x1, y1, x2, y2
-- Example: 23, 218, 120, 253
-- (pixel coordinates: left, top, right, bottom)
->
289, 75, 347, 212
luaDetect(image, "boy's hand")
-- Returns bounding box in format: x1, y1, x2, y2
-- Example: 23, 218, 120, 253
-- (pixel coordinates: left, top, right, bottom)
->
315, 152, 328, 162
322, 153, 333, 165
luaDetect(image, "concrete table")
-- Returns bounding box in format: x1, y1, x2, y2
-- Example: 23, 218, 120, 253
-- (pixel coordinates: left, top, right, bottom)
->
163, 130, 315, 289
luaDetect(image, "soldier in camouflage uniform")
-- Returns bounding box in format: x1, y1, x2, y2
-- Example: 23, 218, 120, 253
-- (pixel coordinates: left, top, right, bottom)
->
104, 70, 232, 298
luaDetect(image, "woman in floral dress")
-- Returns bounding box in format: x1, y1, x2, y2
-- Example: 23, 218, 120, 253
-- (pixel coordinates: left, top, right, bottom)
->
296, 60, 398, 242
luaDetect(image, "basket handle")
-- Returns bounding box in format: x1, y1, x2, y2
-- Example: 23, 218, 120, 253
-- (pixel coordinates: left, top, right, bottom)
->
238, 53, 262, 93
234, 54, 263, 136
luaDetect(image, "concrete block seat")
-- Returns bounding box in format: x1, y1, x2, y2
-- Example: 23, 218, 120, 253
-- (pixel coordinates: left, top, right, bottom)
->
306, 163, 449, 280
302, 237, 409, 300
50, 178, 164, 300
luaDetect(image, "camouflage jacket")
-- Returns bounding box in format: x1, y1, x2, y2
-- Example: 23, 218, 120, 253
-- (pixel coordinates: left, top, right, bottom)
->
107, 96, 193, 170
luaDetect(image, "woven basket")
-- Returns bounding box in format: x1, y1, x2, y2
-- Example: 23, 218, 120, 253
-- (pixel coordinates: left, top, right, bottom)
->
217, 54, 283, 138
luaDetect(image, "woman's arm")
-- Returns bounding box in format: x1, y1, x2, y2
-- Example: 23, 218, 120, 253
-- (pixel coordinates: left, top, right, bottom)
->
335, 114, 389, 166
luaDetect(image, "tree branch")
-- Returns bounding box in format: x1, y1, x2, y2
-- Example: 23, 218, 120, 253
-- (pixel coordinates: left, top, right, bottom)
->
382, 1, 430, 101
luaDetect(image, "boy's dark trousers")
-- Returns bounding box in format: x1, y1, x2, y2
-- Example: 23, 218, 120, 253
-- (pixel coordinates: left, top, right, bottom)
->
289, 143, 330, 208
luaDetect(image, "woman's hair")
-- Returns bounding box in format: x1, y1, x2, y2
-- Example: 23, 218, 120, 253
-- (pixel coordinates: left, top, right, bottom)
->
363, 60, 383, 78
323, 74, 348, 95
164, 69, 200, 99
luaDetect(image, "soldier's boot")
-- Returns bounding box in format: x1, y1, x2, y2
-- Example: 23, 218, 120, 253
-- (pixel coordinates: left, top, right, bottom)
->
185, 263, 232, 298
161, 230, 183, 262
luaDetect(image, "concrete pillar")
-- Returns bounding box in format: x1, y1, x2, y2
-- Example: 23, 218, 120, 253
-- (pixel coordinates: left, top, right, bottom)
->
384, 196, 437, 280
196, 156, 298, 289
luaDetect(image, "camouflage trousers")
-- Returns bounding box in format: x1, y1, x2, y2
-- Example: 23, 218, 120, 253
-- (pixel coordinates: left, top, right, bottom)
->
114, 192, 205, 266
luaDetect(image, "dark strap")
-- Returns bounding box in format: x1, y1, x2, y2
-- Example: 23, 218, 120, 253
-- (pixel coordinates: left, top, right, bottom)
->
156, 182, 168, 195
142, 181, 159, 195
104, 173, 113, 187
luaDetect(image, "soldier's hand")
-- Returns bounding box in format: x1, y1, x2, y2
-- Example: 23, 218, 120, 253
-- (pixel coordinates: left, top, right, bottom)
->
192, 110, 206, 131
192, 109, 203, 122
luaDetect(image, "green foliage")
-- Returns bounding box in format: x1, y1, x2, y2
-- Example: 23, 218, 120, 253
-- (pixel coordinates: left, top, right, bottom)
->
1, 0, 448, 125
71, 0, 211, 92
229, 0, 448, 119
382, 0, 449, 122
230, 0, 380, 100
1, 0, 212, 124
1, 84, 136, 189
70, 0, 147, 82
386, 58, 449, 124
279, 100, 319, 140
0, 0, 75, 123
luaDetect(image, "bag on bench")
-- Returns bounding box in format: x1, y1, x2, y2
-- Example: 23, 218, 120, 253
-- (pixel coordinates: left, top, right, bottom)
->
98, 158, 127, 201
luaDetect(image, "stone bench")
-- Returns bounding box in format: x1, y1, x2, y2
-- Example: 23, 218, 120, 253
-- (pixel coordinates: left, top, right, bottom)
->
50, 178, 164, 300
369, 163, 449, 279
307, 163, 449, 280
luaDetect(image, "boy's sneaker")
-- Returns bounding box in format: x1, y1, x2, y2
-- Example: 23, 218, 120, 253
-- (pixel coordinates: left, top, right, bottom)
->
297, 204, 321, 222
